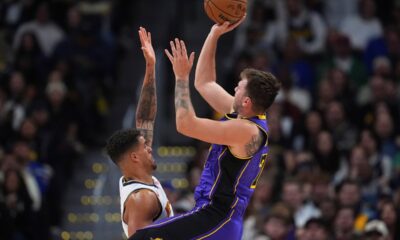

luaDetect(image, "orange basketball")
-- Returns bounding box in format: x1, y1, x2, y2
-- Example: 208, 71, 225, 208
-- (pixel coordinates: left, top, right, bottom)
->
204, 0, 247, 24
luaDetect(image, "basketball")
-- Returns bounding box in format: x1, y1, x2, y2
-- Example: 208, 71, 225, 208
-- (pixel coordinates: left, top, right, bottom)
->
204, 0, 247, 24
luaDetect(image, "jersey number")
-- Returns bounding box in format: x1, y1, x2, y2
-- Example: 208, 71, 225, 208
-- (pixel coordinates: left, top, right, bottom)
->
250, 154, 268, 189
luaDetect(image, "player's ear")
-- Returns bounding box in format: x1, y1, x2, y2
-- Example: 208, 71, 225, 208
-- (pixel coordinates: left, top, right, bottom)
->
129, 151, 139, 162
243, 96, 252, 107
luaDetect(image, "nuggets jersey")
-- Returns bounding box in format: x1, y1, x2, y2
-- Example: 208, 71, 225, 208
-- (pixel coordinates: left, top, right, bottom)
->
194, 113, 269, 215
119, 176, 173, 237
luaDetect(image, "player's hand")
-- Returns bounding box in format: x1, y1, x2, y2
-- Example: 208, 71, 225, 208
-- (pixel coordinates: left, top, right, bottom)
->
210, 15, 246, 37
139, 27, 155, 66
165, 38, 195, 80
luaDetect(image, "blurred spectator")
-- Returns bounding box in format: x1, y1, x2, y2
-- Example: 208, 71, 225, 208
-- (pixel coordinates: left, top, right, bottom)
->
282, 178, 321, 227
299, 217, 330, 240
334, 206, 357, 240
275, 37, 315, 91
364, 26, 400, 74
312, 130, 340, 175
318, 33, 368, 87
13, 3, 64, 57
379, 201, 400, 240
0, 168, 34, 239
362, 220, 389, 240
324, 101, 358, 154
255, 203, 294, 240
339, 0, 383, 51
359, 129, 392, 191
268, 0, 327, 55
323, 0, 358, 29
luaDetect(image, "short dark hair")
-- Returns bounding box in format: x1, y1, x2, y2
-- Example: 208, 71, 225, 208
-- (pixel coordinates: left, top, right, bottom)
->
240, 68, 281, 112
105, 129, 141, 165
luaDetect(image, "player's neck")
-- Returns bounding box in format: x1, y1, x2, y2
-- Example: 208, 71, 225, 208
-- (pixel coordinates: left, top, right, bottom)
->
122, 171, 153, 185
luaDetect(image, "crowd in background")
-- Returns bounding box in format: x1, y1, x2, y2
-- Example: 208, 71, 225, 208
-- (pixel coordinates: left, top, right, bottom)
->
0, 0, 400, 240
0, 1, 117, 239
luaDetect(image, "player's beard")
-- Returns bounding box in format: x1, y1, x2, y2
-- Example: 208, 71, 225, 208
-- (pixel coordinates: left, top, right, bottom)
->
233, 98, 243, 113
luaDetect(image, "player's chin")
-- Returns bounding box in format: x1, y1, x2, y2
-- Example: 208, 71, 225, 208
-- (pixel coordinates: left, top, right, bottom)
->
152, 163, 157, 170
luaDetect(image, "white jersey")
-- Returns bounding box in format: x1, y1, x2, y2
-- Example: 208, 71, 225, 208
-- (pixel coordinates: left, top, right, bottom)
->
119, 176, 174, 237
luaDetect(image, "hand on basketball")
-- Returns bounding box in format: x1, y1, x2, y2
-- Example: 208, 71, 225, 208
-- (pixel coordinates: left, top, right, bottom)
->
165, 38, 195, 80
139, 27, 156, 66
210, 15, 246, 37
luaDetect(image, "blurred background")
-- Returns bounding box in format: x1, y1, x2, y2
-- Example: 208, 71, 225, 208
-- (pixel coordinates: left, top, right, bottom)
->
0, 0, 399, 239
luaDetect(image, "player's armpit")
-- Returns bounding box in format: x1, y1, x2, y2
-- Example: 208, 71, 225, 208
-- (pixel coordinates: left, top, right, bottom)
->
124, 189, 160, 237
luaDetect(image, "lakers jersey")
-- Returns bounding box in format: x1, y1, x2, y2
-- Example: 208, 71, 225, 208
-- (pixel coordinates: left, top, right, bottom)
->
119, 176, 174, 237
194, 113, 269, 213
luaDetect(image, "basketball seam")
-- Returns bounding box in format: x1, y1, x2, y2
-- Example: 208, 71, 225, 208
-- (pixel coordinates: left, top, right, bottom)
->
208, 0, 243, 18
231, 0, 247, 4
206, 1, 220, 23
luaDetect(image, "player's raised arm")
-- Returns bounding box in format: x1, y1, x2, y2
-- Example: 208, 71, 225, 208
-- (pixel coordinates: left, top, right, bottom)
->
165, 39, 258, 156
194, 17, 245, 114
136, 27, 157, 147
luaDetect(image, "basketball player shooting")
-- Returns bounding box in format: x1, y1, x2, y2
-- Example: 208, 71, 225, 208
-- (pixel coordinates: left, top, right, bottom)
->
105, 27, 173, 238
129, 17, 281, 240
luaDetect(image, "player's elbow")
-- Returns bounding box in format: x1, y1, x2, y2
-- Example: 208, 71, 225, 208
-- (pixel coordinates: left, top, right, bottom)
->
176, 117, 190, 135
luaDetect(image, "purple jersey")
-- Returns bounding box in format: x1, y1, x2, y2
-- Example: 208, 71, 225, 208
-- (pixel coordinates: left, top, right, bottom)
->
129, 113, 270, 240
194, 113, 269, 215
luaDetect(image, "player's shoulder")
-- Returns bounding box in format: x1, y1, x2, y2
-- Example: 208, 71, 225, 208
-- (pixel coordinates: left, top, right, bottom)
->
126, 188, 159, 207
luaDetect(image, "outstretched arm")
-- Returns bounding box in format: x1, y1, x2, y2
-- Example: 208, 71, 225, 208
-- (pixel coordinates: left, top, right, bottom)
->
136, 27, 157, 147
194, 17, 245, 114
165, 39, 258, 153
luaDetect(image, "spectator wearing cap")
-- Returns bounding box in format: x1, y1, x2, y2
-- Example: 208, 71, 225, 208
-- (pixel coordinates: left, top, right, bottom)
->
362, 220, 389, 240
299, 217, 330, 240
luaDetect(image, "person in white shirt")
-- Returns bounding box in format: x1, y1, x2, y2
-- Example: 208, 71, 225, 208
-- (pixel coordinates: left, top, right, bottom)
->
105, 27, 173, 238
339, 0, 383, 51
13, 3, 64, 57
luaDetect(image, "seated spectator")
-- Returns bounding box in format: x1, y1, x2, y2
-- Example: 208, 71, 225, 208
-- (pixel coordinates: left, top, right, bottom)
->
282, 178, 321, 227
298, 217, 330, 240
334, 206, 357, 240
364, 26, 400, 74
318, 34, 368, 87
269, 0, 327, 55
13, 3, 64, 57
255, 203, 295, 240
339, 0, 382, 51
379, 201, 400, 240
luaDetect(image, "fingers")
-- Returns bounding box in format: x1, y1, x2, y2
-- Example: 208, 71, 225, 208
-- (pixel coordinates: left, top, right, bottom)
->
164, 49, 173, 63
170, 41, 177, 57
180, 40, 187, 56
148, 31, 152, 44
174, 38, 181, 55
166, 38, 192, 61
189, 52, 195, 67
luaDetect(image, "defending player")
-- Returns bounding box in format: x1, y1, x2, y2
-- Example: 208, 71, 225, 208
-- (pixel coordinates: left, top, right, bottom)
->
105, 27, 173, 238
129, 18, 281, 240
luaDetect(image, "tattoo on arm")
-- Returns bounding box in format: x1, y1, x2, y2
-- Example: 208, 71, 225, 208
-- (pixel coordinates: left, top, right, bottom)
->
136, 71, 156, 146
245, 131, 263, 156
175, 80, 192, 112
